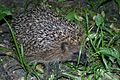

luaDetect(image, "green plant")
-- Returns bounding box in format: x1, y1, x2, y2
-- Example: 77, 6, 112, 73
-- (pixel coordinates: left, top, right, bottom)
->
0, 5, 12, 21
114, 0, 120, 12
81, 10, 120, 79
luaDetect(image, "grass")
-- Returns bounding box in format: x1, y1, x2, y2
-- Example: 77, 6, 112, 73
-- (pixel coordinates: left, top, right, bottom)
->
3, 18, 41, 80
0, 1, 120, 80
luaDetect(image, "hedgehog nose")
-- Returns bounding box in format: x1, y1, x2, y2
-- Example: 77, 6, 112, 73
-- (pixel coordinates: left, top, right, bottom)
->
72, 51, 88, 65
71, 51, 79, 60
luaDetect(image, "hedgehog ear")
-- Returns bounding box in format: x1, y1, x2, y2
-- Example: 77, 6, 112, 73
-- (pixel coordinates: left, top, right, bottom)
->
60, 42, 69, 52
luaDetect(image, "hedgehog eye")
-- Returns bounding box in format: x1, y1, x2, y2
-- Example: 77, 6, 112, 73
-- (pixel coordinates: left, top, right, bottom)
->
60, 42, 69, 52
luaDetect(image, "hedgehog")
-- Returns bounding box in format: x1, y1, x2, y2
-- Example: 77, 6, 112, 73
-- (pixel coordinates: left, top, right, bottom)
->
12, 4, 83, 63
